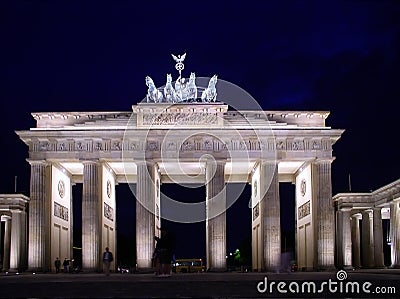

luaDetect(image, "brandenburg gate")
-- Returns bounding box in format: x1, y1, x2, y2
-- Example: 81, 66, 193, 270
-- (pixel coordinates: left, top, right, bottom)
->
12, 55, 350, 272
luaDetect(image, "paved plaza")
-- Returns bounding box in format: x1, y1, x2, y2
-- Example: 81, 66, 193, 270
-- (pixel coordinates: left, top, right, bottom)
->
0, 269, 399, 298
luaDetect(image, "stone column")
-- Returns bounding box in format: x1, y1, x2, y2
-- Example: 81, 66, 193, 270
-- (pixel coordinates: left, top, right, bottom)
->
206, 160, 226, 271
28, 161, 48, 271
351, 214, 361, 268
390, 201, 400, 267
136, 161, 156, 271
261, 161, 281, 271
337, 209, 352, 269
361, 210, 374, 268
312, 160, 335, 269
10, 210, 25, 271
2, 216, 11, 271
82, 161, 101, 271
373, 207, 384, 268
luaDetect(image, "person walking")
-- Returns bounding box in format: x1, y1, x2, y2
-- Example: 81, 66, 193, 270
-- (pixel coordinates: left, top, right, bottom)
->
102, 247, 114, 276
54, 257, 61, 273
63, 258, 70, 273
153, 235, 161, 275
157, 229, 175, 277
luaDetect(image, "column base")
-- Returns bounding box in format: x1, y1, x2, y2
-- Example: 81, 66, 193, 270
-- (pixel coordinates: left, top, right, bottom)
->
390, 264, 400, 269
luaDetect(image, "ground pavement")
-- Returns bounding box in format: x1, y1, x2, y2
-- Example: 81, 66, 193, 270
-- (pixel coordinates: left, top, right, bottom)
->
0, 269, 399, 298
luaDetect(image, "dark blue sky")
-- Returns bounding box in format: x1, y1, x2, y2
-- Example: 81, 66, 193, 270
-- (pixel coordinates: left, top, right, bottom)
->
1, 1, 399, 263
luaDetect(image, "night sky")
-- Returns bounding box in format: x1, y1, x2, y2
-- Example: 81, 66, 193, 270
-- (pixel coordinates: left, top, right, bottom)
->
1, 1, 399, 266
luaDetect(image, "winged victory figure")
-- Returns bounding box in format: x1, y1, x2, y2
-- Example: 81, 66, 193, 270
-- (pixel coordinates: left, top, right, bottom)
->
171, 53, 186, 63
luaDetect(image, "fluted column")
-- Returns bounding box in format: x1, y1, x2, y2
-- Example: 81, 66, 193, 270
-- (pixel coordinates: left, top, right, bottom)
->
10, 210, 25, 271
373, 207, 384, 268
28, 161, 48, 271
361, 210, 374, 268
2, 216, 11, 271
82, 161, 101, 271
312, 160, 335, 269
337, 209, 352, 269
206, 160, 226, 271
351, 214, 361, 268
390, 201, 400, 267
261, 161, 281, 271
136, 161, 156, 270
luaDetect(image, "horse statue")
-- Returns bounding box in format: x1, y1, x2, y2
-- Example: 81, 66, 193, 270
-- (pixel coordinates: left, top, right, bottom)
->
163, 74, 177, 103
145, 76, 163, 103
201, 75, 218, 102
186, 72, 197, 101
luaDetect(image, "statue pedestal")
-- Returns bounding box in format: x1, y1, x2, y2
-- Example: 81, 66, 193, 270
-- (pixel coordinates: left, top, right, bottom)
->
133, 103, 228, 128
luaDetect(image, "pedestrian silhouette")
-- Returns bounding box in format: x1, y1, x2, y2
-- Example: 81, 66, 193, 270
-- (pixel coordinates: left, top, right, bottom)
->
103, 247, 114, 276
54, 257, 61, 273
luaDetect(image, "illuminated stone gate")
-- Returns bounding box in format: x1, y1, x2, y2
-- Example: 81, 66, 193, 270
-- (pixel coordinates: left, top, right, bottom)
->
16, 101, 345, 272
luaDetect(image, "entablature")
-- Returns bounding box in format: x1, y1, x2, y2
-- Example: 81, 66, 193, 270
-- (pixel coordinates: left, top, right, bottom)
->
333, 178, 400, 210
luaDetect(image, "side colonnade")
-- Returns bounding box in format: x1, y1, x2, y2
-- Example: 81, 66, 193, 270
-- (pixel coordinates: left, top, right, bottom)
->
334, 179, 400, 269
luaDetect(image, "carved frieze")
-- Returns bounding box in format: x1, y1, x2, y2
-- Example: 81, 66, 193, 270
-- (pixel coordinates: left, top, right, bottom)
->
203, 139, 213, 151
147, 141, 159, 151
112, 140, 122, 151
298, 201, 310, 220
57, 141, 67, 151
181, 140, 194, 151
54, 202, 69, 221
276, 140, 286, 150
94, 141, 103, 151
129, 140, 141, 151
104, 202, 114, 221
292, 140, 304, 151
253, 202, 260, 220
311, 140, 322, 150
75, 140, 90, 151
164, 141, 177, 151
142, 112, 218, 126
29, 136, 332, 154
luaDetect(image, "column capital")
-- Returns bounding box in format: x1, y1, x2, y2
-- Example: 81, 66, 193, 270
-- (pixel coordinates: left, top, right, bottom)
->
351, 213, 362, 220
81, 159, 100, 165
312, 158, 334, 165
362, 209, 373, 216
1, 215, 11, 221
26, 159, 49, 166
